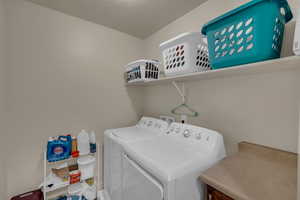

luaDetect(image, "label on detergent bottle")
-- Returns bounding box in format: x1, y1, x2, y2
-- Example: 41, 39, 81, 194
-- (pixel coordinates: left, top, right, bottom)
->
53, 146, 64, 155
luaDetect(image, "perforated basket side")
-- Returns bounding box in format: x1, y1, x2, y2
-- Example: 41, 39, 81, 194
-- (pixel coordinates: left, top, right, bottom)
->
143, 62, 160, 81
160, 33, 210, 76
195, 44, 211, 71
162, 43, 187, 73
203, 0, 292, 69
126, 60, 160, 83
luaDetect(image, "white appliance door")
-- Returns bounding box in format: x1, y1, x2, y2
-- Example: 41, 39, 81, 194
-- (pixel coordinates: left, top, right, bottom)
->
122, 154, 164, 200
104, 134, 123, 200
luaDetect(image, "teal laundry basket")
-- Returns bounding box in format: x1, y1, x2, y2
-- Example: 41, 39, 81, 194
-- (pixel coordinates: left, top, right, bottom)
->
201, 0, 293, 69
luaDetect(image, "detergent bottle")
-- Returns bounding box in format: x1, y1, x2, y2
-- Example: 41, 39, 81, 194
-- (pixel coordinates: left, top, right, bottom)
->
78, 130, 90, 156
47, 135, 72, 162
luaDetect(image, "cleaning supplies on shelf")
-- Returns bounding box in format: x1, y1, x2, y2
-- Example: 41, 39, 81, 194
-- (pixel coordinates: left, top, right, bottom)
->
202, 0, 293, 69
69, 163, 79, 171
69, 196, 81, 200
43, 131, 99, 200
89, 131, 96, 153
85, 177, 94, 186
47, 135, 72, 162
81, 182, 97, 200
41, 171, 69, 192
55, 195, 81, 200
66, 182, 97, 200
77, 155, 96, 180
68, 183, 84, 197
69, 170, 81, 184
52, 163, 70, 182
72, 136, 79, 158
78, 130, 90, 156
55, 196, 68, 200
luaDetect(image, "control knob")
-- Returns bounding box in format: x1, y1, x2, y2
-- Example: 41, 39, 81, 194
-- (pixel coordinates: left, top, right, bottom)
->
196, 132, 202, 140
183, 129, 191, 138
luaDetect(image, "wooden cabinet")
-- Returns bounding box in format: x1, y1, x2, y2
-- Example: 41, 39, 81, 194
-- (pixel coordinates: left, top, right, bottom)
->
206, 185, 234, 200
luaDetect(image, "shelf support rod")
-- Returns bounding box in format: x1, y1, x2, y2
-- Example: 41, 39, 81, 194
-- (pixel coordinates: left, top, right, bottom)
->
172, 81, 185, 103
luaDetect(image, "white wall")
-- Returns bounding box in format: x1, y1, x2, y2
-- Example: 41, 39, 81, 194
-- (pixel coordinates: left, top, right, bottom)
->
2, 0, 300, 198
4, 0, 144, 198
0, 0, 7, 198
142, 0, 300, 154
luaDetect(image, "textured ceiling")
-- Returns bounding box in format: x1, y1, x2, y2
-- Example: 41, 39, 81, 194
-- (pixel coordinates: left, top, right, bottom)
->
27, 0, 208, 38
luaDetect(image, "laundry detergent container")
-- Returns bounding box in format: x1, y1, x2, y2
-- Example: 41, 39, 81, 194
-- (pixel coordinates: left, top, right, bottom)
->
160, 32, 210, 77
47, 135, 72, 162
78, 156, 96, 180
201, 0, 293, 69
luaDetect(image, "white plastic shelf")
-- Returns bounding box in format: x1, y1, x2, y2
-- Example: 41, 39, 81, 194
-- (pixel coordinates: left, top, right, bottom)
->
44, 176, 98, 193
44, 181, 69, 193
47, 153, 95, 165
126, 56, 300, 86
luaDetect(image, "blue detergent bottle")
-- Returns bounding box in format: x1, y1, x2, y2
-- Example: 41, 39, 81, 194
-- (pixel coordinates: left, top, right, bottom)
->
47, 135, 72, 162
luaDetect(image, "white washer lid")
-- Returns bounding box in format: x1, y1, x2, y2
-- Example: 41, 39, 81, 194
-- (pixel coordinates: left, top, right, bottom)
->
123, 136, 218, 181
111, 127, 160, 142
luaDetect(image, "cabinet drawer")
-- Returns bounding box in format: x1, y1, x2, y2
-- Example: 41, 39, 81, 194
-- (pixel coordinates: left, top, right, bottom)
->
207, 185, 234, 200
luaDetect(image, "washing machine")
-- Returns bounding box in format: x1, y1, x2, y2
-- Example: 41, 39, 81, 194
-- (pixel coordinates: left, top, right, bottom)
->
121, 122, 226, 200
103, 117, 169, 200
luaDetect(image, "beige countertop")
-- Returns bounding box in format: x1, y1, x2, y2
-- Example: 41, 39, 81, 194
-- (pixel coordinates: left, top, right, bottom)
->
199, 142, 297, 200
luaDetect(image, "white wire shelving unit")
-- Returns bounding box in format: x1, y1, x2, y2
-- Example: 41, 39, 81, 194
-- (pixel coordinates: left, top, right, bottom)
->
43, 143, 100, 200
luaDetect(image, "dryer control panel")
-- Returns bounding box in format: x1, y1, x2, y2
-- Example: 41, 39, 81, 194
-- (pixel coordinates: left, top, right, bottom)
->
137, 117, 169, 133
166, 122, 221, 148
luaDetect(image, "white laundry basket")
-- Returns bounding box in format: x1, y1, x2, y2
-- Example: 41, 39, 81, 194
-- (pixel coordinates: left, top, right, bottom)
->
160, 32, 210, 77
78, 156, 96, 181
125, 59, 160, 83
